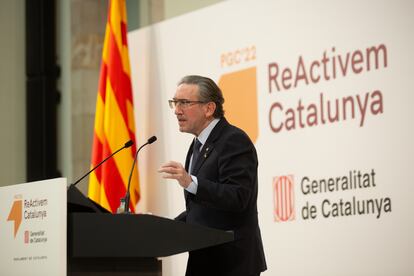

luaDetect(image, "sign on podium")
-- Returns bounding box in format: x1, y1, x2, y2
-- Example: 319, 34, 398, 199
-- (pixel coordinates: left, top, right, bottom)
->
0, 178, 67, 276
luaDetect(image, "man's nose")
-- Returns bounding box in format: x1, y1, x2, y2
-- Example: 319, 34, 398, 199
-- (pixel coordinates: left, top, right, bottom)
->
174, 105, 182, 115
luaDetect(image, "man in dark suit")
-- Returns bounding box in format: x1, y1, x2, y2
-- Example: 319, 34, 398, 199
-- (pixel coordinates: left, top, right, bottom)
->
159, 75, 266, 276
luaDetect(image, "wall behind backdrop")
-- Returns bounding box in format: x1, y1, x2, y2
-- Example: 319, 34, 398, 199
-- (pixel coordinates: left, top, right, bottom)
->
0, 0, 25, 187
128, 1, 414, 275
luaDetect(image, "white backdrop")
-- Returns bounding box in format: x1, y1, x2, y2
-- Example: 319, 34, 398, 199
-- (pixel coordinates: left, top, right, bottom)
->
128, 0, 414, 275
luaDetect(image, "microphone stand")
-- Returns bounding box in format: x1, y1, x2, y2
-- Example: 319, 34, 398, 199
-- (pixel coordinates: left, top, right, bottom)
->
121, 136, 157, 213
67, 140, 133, 213
70, 140, 133, 188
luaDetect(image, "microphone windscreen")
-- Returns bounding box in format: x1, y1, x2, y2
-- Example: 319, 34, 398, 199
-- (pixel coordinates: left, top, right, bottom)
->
148, 136, 157, 144
124, 140, 134, 148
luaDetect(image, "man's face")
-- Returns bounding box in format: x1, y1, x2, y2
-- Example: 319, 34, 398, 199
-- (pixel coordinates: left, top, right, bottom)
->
173, 83, 211, 136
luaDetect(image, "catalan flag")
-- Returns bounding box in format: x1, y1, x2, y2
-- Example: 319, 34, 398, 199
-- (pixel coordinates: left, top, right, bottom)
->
88, 0, 139, 213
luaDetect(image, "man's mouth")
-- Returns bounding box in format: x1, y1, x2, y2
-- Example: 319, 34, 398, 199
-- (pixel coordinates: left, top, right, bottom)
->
177, 118, 186, 125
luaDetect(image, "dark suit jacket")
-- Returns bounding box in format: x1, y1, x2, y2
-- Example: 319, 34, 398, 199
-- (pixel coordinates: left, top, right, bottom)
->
176, 118, 267, 276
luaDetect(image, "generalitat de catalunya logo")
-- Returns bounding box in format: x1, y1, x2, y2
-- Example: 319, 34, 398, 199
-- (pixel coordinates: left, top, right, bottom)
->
218, 67, 259, 143
7, 198, 23, 238
273, 175, 295, 222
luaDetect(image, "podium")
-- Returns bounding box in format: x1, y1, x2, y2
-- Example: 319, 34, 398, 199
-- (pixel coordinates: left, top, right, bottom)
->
67, 186, 234, 275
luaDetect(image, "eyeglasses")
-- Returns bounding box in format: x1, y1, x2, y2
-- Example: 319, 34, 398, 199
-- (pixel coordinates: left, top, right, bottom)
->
168, 99, 206, 109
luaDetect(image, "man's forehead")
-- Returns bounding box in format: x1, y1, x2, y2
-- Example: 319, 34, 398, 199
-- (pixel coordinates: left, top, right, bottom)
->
175, 83, 199, 97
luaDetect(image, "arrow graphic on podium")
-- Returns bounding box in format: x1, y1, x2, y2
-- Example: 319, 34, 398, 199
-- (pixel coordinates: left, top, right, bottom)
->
7, 200, 22, 238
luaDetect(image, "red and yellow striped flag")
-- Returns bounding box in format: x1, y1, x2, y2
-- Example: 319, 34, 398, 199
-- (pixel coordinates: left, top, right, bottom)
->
88, 0, 139, 213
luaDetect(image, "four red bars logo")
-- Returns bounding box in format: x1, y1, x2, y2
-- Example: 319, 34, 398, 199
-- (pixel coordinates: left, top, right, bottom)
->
273, 175, 295, 222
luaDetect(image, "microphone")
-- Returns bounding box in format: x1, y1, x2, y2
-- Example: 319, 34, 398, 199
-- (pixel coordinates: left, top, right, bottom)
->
70, 140, 134, 187
121, 135, 157, 213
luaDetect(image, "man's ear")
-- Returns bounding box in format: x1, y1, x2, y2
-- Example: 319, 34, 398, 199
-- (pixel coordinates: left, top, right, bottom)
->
205, 102, 216, 117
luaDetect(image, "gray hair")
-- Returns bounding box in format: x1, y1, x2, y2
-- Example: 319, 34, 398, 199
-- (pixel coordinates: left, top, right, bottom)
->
178, 75, 225, 118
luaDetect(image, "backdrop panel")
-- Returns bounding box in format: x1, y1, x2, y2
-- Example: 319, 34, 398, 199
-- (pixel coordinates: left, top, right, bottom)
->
128, 1, 414, 275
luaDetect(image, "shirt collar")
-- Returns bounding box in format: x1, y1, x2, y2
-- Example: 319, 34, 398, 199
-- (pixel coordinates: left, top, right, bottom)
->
196, 118, 220, 146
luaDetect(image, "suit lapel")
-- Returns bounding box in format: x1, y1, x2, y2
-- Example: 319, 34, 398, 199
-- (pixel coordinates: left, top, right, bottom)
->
191, 118, 229, 175
191, 143, 214, 174
184, 118, 229, 203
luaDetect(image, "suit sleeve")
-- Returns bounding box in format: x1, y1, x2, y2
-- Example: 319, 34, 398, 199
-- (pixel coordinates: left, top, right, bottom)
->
194, 131, 257, 212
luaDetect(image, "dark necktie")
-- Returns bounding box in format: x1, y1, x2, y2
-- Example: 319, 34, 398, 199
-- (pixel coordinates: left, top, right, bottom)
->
191, 138, 202, 174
